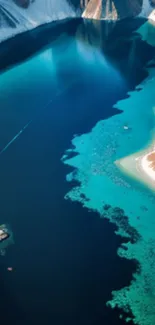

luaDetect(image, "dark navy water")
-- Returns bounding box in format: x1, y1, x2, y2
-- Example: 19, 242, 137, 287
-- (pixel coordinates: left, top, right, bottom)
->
0, 17, 154, 325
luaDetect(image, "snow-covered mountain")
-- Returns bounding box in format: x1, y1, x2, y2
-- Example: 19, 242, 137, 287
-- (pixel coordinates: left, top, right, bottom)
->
0, 0, 79, 42
0, 0, 155, 42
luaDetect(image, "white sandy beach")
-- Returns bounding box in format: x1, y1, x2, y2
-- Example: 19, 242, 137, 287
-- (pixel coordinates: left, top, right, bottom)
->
141, 150, 155, 180
116, 144, 155, 191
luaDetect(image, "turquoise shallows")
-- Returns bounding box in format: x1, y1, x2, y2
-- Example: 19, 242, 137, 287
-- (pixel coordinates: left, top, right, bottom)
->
62, 21, 155, 325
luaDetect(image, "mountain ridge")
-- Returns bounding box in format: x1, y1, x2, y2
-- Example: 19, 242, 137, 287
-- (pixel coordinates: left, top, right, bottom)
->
0, 0, 155, 42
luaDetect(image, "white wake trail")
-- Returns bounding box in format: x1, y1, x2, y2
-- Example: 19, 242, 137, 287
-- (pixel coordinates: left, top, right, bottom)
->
0, 120, 32, 156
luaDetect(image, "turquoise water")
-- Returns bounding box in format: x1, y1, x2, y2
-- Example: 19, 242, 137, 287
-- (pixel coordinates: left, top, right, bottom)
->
62, 20, 155, 325
0, 17, 155, 325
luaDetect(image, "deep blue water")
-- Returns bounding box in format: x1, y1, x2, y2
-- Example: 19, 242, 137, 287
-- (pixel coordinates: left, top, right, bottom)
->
0, 18, 154, 325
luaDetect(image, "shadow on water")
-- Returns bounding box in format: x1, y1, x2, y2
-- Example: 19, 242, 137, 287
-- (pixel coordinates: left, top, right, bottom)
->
0, 16, 150, 76
0, 17, 154, 325
0, 18, 82, 73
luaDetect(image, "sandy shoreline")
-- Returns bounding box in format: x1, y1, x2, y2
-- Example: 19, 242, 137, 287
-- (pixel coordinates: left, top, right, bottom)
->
115, 143, 155, 191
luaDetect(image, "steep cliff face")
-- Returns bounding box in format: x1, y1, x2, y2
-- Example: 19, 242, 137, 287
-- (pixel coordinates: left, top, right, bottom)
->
82, 0, 155, 19
0, 0, 154, 42
0, 0, 78, 42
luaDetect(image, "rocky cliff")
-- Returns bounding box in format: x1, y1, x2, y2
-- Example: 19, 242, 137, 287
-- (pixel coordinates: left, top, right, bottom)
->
82, 0, 155, 19
0, 0, 155, 42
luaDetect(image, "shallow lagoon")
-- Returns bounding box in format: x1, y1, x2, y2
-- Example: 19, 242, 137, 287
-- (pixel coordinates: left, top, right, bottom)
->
63, 19, 155, 325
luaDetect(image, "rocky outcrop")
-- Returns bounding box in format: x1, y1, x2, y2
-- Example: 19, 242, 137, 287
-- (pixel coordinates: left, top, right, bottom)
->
82, 0, 102, 19
82, 0, 149, 19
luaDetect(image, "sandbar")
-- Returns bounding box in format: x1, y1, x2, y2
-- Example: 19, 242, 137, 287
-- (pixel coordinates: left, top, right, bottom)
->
115, 143, 155, 191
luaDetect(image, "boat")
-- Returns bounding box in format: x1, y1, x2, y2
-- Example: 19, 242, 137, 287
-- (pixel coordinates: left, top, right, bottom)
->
0, 224, 13, 253
0, 228, 9, 242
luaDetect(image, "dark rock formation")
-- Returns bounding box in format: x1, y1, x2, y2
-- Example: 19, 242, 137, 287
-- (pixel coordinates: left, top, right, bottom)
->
82, 0, 144, 19
112, 0, 143, 18
13, 0, 31, 8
